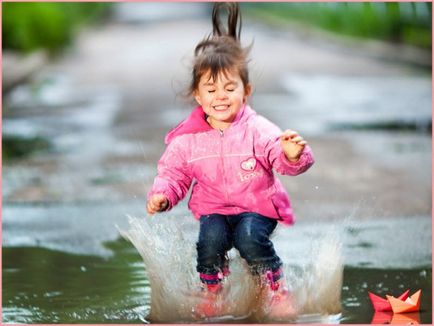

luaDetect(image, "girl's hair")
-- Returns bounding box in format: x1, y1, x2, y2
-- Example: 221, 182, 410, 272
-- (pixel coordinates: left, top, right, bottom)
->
188, 2, 251, 96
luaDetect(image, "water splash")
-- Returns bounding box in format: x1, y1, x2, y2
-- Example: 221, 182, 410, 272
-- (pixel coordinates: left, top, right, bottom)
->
119, 214, 343, 323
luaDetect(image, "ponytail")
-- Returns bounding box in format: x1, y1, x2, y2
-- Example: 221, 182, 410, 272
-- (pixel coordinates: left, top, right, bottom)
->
212, 2, 241, 41
195, 2, 242, 56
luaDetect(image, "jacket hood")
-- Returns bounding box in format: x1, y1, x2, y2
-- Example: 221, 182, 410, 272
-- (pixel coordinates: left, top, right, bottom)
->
165, 103, 254, 144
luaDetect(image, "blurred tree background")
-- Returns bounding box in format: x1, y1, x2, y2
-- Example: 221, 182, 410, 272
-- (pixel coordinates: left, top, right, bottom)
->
243, 2, 431, 49
3, 2, 431, 55
3, 2, 113, 55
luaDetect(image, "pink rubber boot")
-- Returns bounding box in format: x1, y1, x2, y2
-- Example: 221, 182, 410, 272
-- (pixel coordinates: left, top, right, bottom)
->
262, 269, 298, 320
194, 283, 223, 318
193, 268, 229, 318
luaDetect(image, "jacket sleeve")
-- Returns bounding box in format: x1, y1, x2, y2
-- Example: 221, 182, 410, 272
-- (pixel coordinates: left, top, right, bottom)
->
147, 137, 193, 210
254, 116, 315, 176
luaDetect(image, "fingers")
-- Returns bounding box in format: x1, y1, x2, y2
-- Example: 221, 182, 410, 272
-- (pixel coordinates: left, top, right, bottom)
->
146, 202, 155, 215
280, 129, 298, 141
281, 129, 307, 146
147, 194, 168, 215
147, 202, 164, 214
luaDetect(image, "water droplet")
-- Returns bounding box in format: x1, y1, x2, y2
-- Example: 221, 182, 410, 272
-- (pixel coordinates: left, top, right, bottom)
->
315, 186, 319, 190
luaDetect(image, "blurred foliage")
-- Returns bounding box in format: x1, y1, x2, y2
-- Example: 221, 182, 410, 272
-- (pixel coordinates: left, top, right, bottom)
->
3, 135, 52, 162
3, 3, 113, 55
243, 2, 431, 49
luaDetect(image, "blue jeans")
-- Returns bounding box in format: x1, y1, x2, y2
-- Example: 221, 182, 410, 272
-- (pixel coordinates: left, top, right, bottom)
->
196, 212, 282, 280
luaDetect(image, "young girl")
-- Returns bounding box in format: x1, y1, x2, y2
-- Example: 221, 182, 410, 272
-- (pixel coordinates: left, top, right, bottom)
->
147, 2, 314, 319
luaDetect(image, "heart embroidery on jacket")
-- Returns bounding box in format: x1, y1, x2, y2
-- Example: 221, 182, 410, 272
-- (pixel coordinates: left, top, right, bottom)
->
241, 158, 257, 171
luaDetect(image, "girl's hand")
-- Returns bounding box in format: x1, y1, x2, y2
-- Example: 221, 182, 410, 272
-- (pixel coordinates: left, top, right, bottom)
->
280, 129, 307, 162
147, 194, 169, 215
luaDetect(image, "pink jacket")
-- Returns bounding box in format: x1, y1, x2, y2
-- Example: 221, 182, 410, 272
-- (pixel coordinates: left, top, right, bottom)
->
148, 104, 314, 225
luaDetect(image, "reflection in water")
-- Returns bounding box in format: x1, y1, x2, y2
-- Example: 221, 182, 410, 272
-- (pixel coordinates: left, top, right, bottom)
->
119, 215, 343, 323
391, 312, 420, 324
371, 311, 420, 324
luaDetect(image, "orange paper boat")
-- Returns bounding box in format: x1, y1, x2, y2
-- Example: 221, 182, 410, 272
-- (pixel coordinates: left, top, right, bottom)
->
386, 289, 421, 314
368, 289, 410, 312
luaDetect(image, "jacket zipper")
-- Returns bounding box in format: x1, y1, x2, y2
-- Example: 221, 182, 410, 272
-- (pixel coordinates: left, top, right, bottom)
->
219, 129, 230, 204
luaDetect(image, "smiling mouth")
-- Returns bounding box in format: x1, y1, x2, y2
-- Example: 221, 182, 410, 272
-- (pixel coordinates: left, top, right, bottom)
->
213, 105, 230, 111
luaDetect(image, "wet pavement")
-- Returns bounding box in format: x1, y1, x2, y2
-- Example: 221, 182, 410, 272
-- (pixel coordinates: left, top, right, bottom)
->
2, 3, 432, 324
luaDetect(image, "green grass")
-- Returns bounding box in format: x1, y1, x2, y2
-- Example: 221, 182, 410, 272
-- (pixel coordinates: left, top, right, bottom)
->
3, 135, 52, 162
3, 3, 112, 55
242, 2, 431, 49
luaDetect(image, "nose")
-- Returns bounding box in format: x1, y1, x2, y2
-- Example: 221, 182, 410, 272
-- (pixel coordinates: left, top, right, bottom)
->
215, 88, 228, 100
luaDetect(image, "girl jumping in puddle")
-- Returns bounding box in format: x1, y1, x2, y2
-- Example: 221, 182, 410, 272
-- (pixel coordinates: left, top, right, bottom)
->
147, 2, 314, 319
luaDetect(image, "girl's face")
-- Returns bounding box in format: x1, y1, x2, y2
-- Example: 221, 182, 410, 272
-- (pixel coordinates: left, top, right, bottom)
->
194, 69, 251, 130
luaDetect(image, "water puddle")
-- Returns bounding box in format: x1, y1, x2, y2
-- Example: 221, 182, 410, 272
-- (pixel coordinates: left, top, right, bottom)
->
3, 242, 149, 324
255, 74, 432, 136
3, 203, 432, 323
3, 237, 431, 323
